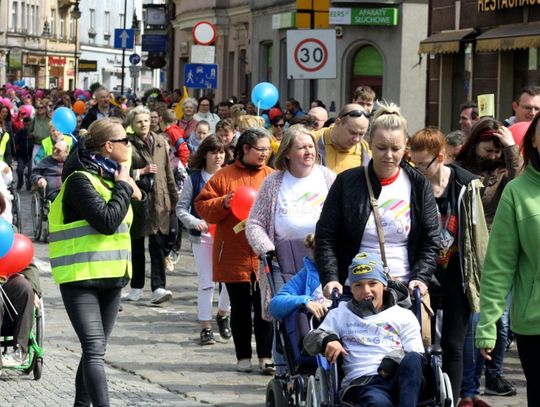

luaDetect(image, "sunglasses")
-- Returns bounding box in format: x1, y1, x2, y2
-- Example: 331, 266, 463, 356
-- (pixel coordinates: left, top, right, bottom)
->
274, 123, 285, 128
37, 106, 45, 109
109, 138, 130, 146
339, 109, 370, 119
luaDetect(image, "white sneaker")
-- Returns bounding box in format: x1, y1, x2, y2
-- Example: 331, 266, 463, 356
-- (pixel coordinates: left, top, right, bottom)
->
2, 348, 28, 367
164, 255, 174, 272
236, 359, 252, 372
151, 288, 172, 304
123, 288, 143, 302
259, 358, 275, 375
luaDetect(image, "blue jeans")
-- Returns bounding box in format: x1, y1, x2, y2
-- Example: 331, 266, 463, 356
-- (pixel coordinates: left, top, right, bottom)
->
60, 285, 121, 407
461, 301, 510, 398
343, 352, 424, 407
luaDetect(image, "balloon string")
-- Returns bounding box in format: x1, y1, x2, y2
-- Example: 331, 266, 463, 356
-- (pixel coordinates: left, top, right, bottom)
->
257, 100, 261, 117
0, 284, 19, 321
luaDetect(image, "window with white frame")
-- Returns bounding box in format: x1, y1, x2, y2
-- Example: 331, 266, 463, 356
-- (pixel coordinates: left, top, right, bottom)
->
60, 14, 65, 39
90, 9, 95, 30
21, 1, 25, 31
26, 3, 31, 34
50, 9, 56, 36
11, 2, 18, 31
104, 11, 110, 35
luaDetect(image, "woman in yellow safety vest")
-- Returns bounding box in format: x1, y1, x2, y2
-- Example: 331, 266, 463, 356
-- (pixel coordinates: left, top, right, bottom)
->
48, 117, 145, 407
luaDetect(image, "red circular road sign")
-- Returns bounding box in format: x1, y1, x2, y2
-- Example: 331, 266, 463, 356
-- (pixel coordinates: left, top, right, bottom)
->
192, 21, 217, 46
293, 38, 328, 72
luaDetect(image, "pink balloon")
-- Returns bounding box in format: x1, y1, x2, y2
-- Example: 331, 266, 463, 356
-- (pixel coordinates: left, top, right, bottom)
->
74, 88, 83, 98
509, 121, 531, 147
35, 90, 44, 99
83, 91, 91, 100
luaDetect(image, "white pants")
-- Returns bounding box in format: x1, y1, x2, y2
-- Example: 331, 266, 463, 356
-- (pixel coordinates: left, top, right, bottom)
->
192, 240, 230, 321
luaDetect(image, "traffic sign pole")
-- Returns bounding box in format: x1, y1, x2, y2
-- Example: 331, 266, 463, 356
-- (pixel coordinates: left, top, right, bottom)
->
121, 0, 127, 95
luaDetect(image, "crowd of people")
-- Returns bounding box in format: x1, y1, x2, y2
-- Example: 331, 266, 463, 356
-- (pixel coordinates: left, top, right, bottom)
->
0, 81, 539, 407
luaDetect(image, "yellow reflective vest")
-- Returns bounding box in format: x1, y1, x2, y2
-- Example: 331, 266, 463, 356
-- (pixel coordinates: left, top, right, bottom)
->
42, 135, 73, 157
0, 132, 10, 161
48, 171, 133, 284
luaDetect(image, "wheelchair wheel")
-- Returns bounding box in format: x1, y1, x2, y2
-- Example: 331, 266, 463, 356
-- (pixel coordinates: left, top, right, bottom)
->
12, 190, 22, 233
32, 300, 45, 380
31, 193, 43, 241
266, 378, 287, 407
442, 372, 453, 407
306, 367, 329, 407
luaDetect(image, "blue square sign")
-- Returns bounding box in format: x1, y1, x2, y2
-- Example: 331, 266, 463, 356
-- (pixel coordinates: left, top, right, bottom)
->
114, 29, 135, 49
184, 63, 218, 89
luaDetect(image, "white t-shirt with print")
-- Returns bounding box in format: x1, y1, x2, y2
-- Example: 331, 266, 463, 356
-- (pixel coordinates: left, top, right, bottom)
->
318, 301, 424, 387
275, 166, 328, 242
359, 169, 412, 281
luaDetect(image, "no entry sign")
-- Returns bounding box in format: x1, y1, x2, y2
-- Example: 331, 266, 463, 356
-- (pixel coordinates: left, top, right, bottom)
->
287, 29, 336, 79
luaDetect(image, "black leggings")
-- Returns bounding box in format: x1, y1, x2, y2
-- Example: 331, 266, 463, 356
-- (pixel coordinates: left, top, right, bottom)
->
516, 333, 540, 406
60, 284, 121, 407
432, 281, 471, 402
225, 274, 273, 360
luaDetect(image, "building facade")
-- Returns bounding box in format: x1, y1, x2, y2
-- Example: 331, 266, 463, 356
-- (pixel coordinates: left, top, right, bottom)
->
171, 0, 428, 132
421, 1, 540, 133
0, 0, 80, 90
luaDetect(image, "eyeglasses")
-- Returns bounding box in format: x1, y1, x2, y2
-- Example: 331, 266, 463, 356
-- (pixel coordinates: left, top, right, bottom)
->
109, 138, 130, 146
251, 146, 272, 153
416, 155, 438, 171
339, 109, 370, 119
37, 106, 45, 109
274, 123, 285, 128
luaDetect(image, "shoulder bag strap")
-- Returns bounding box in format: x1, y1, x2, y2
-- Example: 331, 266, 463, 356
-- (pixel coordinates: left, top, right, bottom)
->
364, 168, 388, 269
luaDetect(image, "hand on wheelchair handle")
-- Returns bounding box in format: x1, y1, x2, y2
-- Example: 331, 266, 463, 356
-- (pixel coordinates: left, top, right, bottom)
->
306, 300, 328, 321
323, 281, 343, 299
408, 279, 428, 297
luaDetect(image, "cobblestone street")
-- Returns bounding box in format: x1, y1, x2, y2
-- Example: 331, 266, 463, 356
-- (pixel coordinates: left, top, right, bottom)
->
0, 189, 528, 406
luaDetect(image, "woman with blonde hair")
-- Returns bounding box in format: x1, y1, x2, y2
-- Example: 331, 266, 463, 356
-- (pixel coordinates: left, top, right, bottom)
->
49, 118, 145, 406
315, 103, 439, 298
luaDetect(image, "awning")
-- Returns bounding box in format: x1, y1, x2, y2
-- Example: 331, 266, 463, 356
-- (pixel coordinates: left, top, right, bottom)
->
418, 28, 477, 54
476, 22, 540, 52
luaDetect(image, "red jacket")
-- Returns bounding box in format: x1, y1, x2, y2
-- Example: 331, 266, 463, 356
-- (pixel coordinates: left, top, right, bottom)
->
164, 124, 189, 167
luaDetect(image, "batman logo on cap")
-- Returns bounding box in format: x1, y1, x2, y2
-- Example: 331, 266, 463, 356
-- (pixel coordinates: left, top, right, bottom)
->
352, 264, 373, 274
354, 253, 369, 260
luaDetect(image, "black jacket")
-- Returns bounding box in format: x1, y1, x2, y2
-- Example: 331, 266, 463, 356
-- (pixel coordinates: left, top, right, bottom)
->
315, 160, 439, 287
80, 104, 112, 130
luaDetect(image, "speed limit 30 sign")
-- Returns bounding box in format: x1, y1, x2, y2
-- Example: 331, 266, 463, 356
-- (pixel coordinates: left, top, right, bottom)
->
287, 29, 336, 79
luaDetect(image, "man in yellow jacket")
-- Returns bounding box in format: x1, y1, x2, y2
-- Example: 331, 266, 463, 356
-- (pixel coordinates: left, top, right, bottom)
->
314, 104, 371, 174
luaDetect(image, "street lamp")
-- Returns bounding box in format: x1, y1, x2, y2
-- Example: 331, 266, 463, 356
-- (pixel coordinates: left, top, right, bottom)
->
42, 21, 51, 89
71, 0, 81, 90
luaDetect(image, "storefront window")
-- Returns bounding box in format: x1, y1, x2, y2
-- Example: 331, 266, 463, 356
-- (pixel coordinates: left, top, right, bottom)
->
351, 45, 383, 101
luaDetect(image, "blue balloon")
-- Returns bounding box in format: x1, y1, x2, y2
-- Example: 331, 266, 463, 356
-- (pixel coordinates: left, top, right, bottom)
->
52, 107, 77, 134
0, 218, 14, 258
251, 82, 279, 110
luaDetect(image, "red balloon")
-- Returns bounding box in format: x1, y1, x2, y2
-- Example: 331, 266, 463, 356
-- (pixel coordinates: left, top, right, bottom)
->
208, 224, 216, 237
509, 121, 531, 147
230, 186, 257, 220
0, 234, 34, 279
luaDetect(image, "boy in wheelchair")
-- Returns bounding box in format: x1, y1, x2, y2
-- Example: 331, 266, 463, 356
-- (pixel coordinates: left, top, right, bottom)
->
304, 252, 425, 407
30, 139, 69, 201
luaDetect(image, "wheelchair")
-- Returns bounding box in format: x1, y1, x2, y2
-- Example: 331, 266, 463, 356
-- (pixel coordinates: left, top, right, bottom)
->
0, 297, 45, 380
8, 183, 22, 233
31, 187, 50, 243
305, 289, 454, 407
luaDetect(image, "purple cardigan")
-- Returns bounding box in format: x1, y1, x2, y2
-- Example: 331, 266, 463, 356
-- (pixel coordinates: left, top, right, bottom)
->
246, 165, 336, 255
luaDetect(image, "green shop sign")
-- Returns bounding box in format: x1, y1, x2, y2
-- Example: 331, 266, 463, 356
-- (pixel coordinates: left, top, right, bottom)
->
330, 7, 398, 26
